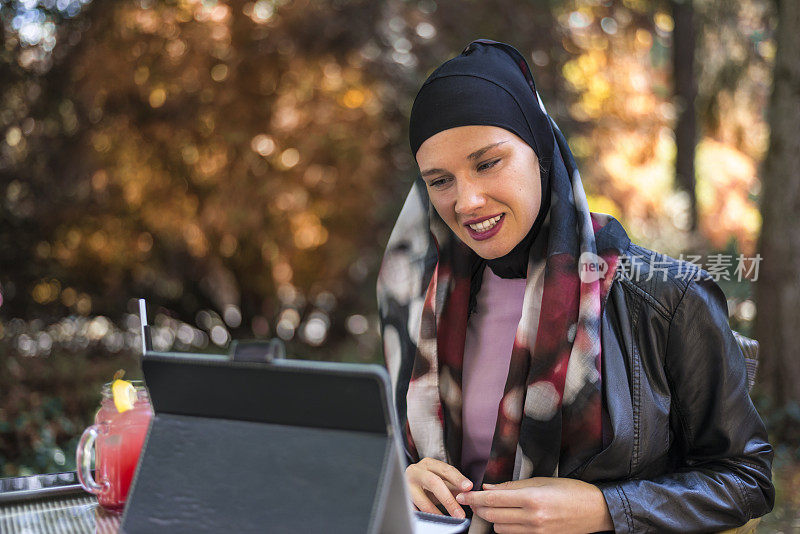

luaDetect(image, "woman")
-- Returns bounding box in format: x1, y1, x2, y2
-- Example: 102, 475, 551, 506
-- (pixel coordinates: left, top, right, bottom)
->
377, 39, 774, 533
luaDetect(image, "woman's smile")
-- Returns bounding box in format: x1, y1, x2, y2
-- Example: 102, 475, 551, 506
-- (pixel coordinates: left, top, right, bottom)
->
464, 213, 505, 241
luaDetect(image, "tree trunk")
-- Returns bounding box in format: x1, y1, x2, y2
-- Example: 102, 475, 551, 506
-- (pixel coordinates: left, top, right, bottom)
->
671, 0, 698, 230
755, 0, 800, 416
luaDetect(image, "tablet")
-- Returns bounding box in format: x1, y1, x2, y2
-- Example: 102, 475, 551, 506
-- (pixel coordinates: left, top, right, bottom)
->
121, 350, 468, 533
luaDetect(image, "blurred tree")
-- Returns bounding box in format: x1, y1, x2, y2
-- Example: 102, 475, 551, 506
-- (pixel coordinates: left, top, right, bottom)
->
1, 0, 398, 355
0, 0, 90, 325
693, 0, 773, 254
671, 0, 697, 230
756, 0, 800, 439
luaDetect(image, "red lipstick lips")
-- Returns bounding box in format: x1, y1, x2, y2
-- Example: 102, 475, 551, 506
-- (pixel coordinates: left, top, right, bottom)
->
464, 213, 504, 241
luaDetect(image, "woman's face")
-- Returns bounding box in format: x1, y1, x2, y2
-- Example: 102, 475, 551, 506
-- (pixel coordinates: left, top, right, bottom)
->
416, 125, 542, 260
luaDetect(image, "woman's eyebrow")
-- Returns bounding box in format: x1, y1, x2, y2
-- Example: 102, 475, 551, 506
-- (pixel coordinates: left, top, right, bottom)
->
420, 141, 507, 177
466, 141, 507, 161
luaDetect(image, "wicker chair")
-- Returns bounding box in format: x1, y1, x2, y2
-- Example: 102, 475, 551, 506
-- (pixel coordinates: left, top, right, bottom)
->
734, 331, 760, 394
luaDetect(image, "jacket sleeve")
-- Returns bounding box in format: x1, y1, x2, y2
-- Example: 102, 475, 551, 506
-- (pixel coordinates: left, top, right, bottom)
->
597, 273, 775, 533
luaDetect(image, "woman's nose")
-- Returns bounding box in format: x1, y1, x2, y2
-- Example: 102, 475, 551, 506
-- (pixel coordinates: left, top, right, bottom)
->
454, 181, 486, 215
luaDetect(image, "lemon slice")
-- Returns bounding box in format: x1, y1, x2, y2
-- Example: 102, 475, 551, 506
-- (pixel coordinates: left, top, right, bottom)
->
112, 379, 137, 413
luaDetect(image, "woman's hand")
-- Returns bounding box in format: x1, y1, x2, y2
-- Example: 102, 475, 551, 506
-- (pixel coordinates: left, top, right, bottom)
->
405, 457, 473, 518
455, 477, 613, 533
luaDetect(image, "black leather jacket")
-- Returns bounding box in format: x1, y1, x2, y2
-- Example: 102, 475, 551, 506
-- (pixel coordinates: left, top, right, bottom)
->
571, 219, 775, 533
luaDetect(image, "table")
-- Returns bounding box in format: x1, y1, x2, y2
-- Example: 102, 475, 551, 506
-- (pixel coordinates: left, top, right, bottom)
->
0, 471, 471, 534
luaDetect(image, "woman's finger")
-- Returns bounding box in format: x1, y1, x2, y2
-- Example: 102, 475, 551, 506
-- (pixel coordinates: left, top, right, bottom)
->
425, 459, 473, 492
409, 485, 442, 515
444, 478, 474, 496
471, 505, 529, 524
407, 464, 456, 496
456, 488, 529, 508
492, 524, 528, 534
420, 472, 466, 518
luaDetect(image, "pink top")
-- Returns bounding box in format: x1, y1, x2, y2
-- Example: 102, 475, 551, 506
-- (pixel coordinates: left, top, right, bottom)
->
460, 267, 527, 485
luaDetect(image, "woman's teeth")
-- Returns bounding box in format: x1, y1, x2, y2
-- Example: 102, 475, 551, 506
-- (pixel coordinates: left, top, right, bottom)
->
468, 215, 502, 232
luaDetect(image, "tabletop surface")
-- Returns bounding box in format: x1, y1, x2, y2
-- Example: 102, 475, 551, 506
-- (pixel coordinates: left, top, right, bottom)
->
0, 492, 121, 534
0, 471, 470, 534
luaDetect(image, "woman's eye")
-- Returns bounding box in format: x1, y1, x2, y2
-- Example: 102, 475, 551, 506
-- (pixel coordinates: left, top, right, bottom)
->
430, 177, 451, 188
477, 159, 500, 172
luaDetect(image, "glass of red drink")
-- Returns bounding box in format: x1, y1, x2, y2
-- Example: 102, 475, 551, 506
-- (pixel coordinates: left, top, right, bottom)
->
76, 381, 153, 510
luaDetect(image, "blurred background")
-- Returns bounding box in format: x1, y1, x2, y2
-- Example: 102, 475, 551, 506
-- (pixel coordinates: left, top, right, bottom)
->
1, 0, 798, 529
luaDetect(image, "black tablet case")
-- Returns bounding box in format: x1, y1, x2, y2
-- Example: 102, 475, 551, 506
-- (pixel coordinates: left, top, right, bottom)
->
120, 354, 426, 533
